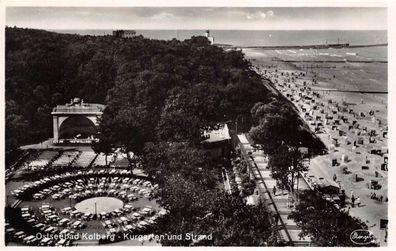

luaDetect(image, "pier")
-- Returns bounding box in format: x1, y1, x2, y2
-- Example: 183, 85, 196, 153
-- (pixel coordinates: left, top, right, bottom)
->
221, 43, 387, 51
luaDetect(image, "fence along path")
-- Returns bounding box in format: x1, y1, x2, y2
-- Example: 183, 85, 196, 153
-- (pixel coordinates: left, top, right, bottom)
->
237, 134, 313, 246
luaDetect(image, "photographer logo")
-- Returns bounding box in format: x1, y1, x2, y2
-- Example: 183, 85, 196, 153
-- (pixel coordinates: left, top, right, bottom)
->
350, 229, 375, 245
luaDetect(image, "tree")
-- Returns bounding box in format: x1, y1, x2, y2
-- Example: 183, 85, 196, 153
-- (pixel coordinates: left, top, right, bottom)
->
250, 107, 304, 152
249, 100, 322, 194
5, 99, 28, 160
288, 190, 377, 247
142, 142, 218, 188
156, 83, 228, 143
155, 174, 276, 246
94, 104, 146, 170
268, 145, 291, 190
91, 132, 114, 167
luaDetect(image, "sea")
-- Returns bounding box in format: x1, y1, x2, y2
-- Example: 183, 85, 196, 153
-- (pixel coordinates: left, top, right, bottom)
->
50, 30, 387, 47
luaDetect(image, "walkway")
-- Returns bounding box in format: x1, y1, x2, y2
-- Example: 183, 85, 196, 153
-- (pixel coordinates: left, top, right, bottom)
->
237, 134, 312, 246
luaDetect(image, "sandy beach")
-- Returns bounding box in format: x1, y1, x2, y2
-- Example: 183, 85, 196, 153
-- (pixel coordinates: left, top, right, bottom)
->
244, 46, 388, 245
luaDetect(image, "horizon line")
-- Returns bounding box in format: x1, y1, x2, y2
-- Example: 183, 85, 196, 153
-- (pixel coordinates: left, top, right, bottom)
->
6, 26, 388, 31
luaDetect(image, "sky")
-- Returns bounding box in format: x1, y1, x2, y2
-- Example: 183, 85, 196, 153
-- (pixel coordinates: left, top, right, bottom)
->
6, 7, 387, 30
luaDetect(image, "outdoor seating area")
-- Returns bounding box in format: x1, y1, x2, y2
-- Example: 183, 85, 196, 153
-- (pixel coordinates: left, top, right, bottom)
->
52, 151, 80, 167
7, 168, 164, 246
12, 170, 157, 201
71, 151, 97, 168
25, 151, 59, 170
5, 205, 76, 246
92, 153, 113, 167
99, 206, 168, 239
20, 149, 138, 174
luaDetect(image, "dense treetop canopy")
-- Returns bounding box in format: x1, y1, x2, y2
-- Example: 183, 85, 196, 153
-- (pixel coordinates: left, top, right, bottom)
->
5, 27, 272, 158
6, 27, 278, 246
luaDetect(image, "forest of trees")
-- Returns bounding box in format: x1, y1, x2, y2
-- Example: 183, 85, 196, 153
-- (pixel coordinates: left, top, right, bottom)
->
5, 27, 272, 161
6, 27, 278, 246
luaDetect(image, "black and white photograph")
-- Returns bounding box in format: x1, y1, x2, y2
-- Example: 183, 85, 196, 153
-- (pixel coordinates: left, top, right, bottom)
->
2, 0, 393, 248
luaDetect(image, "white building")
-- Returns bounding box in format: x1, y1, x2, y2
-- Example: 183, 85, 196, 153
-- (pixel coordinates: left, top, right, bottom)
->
205, 30, 214, 45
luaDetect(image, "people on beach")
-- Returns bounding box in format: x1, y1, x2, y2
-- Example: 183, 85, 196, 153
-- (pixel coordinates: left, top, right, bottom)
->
369, 193, 387, 204
262, 65, 386, 231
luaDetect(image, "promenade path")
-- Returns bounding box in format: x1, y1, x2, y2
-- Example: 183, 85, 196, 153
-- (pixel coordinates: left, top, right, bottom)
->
237, 134, 312, 246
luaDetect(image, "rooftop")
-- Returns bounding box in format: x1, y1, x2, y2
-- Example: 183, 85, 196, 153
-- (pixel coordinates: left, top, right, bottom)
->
52, 98, 105, 114
202, 124, 231, 143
